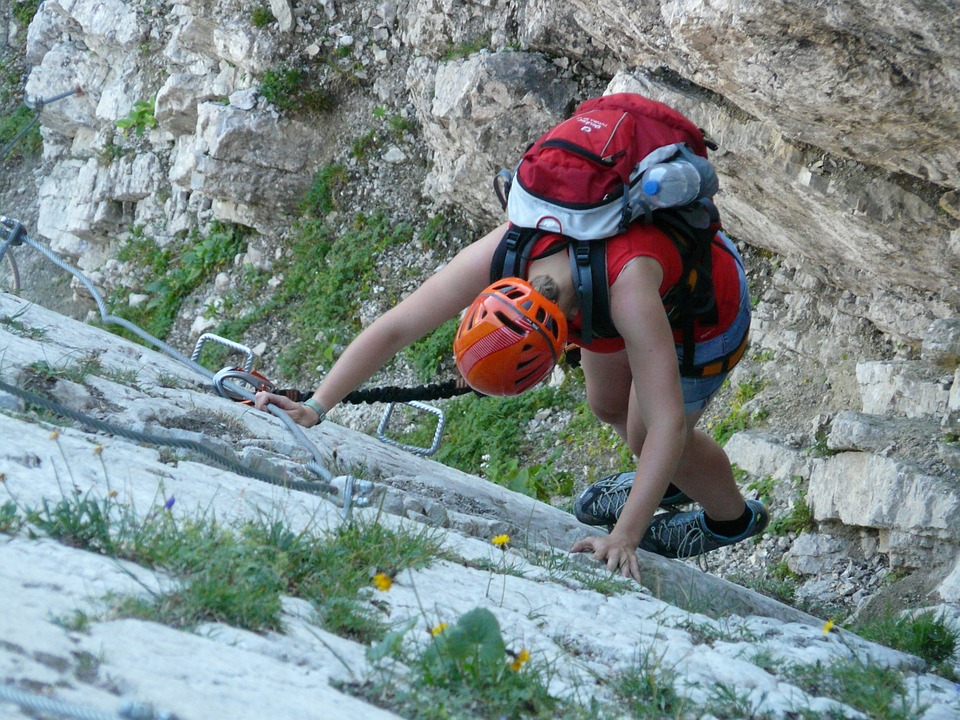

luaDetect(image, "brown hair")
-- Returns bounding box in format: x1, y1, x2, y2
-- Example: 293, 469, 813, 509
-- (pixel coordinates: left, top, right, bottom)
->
530, 274, 560, 304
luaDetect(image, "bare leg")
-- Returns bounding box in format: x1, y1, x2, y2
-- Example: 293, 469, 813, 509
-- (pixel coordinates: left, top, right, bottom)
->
580, 349, 745, 522
675, 413, 746, 522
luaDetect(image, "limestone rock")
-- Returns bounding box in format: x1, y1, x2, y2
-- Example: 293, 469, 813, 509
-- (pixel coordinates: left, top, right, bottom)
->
923, 318, 960, 371
412, 51, 577, 222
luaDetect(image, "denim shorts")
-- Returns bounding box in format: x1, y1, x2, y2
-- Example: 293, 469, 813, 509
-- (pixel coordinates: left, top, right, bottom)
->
677, 233, 751, 414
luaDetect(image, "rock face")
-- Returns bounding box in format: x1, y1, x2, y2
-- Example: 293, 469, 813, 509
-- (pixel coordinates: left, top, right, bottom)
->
3, 291, 960, 720
17, 0, 960, 341
6, 0, 960, 659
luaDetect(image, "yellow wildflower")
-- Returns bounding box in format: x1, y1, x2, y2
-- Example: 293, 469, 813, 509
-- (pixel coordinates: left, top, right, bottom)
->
822, 619, 836, 635
107, 490, 119, 498
491, 534, 510, 548
430, 622, 448, 637
372, 572, 393, 591
510, 648, 531, 672
49, 429, 60, 441
93, 445, 104, 455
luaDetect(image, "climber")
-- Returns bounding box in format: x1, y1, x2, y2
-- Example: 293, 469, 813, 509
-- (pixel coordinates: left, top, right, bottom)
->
256, 93, 768, 580
254, 214, 767, 581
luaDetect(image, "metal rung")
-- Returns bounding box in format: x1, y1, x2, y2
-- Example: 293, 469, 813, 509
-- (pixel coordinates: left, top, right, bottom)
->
192, 333, 255, 372
377, 401, 445, 457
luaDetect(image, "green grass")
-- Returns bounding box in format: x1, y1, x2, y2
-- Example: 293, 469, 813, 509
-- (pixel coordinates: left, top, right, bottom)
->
440, 35, 492, 61
707, 375, 769, 445
0, 104, 42, 159
259, 65, 334, 115
405, 318, 459, 382
25, 355, 104, 385
781, 657, 917, 720
12, 0, 40, 28
770, 486, 816, 536
852, 609, 958, 675
300, 163, 349, 217
16, 488, 445, 639
271, 212, 414, 379
394, 386, 577, 499
250, 4, 274, 27
107, 222, 250, 343
612, 654, 683, 719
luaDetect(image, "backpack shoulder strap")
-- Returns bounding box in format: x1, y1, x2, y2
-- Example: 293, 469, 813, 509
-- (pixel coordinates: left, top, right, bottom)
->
568, 239, 614, 345
490, 225, 541, 282
491, 226, 616, 345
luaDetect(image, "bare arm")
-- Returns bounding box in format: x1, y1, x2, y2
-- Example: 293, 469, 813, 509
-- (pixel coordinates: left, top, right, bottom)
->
255, 222, 509, 425
571, 257, 687, 580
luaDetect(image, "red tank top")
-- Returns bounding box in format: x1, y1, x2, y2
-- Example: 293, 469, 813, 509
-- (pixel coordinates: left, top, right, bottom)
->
530, 223, 742, 352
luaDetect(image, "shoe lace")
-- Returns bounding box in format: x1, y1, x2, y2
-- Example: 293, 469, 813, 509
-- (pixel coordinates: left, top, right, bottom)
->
649, 514, 712, 570
590, 479, 631, 518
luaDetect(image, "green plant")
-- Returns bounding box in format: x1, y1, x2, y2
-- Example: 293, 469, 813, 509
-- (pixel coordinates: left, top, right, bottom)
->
12, 0, 40, 27
705, 681, 757, 718
364, 607, 558, 719
394, 386, 575, 495
250, 4, 274, 27
523, 547, 634, 596
373, 106, 415, 135
609, 645, 683, 718
676, 616, 758, 647
26, 492, 118, 554
405, 318, 458, 382
708, 375, 768, 445
107, 223, 249, 343
53, 609, 93, 633
0, 499, 21, 534
1, 307, 46, 338
300, 163, 348, 217
351, 129, 378, 161
22, 485, 444, 639
273, 212, 413, 379
770, 485, 815, 536
418, 213, 451, 248
745, 474, 776, 504
781, 657, 916, 719
853, 609, 958, 673
0, 105, 42, 158
809, 429, 837, 457
259, 65, 333, 115
116, 99, 157, 136
440, 34, 492, 61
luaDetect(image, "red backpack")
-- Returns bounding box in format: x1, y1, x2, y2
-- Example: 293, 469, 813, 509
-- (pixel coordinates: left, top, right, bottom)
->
492, 93, 725, 369
495, 93, 718, 240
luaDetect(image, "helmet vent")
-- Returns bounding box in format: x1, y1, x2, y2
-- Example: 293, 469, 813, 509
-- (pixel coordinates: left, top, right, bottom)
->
493, 311, 526, 337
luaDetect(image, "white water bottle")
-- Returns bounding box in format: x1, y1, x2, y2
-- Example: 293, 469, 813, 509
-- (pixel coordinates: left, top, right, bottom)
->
639, 149, 719, 209
640, 160, 702, 209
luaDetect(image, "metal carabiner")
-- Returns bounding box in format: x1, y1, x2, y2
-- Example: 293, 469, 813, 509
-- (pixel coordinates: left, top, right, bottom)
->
212, 367, 275, 401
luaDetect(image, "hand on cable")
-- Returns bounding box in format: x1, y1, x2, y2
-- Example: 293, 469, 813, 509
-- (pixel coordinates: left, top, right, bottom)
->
254, 390, 324, 427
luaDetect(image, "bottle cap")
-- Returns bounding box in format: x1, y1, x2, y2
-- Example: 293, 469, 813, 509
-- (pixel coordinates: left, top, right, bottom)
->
642, 178, 661, 195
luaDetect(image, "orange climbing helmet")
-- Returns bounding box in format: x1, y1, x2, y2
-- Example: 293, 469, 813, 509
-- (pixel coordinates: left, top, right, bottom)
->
454, 277, 568, 397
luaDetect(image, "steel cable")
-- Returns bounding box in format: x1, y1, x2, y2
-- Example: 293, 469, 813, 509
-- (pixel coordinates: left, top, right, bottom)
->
0, 219, 351, 496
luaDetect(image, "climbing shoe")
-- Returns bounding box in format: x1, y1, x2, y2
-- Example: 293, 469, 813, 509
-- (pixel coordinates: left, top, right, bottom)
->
573, 472, 694, 527
659, 482, 693, 508
639, 499, 769, 559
